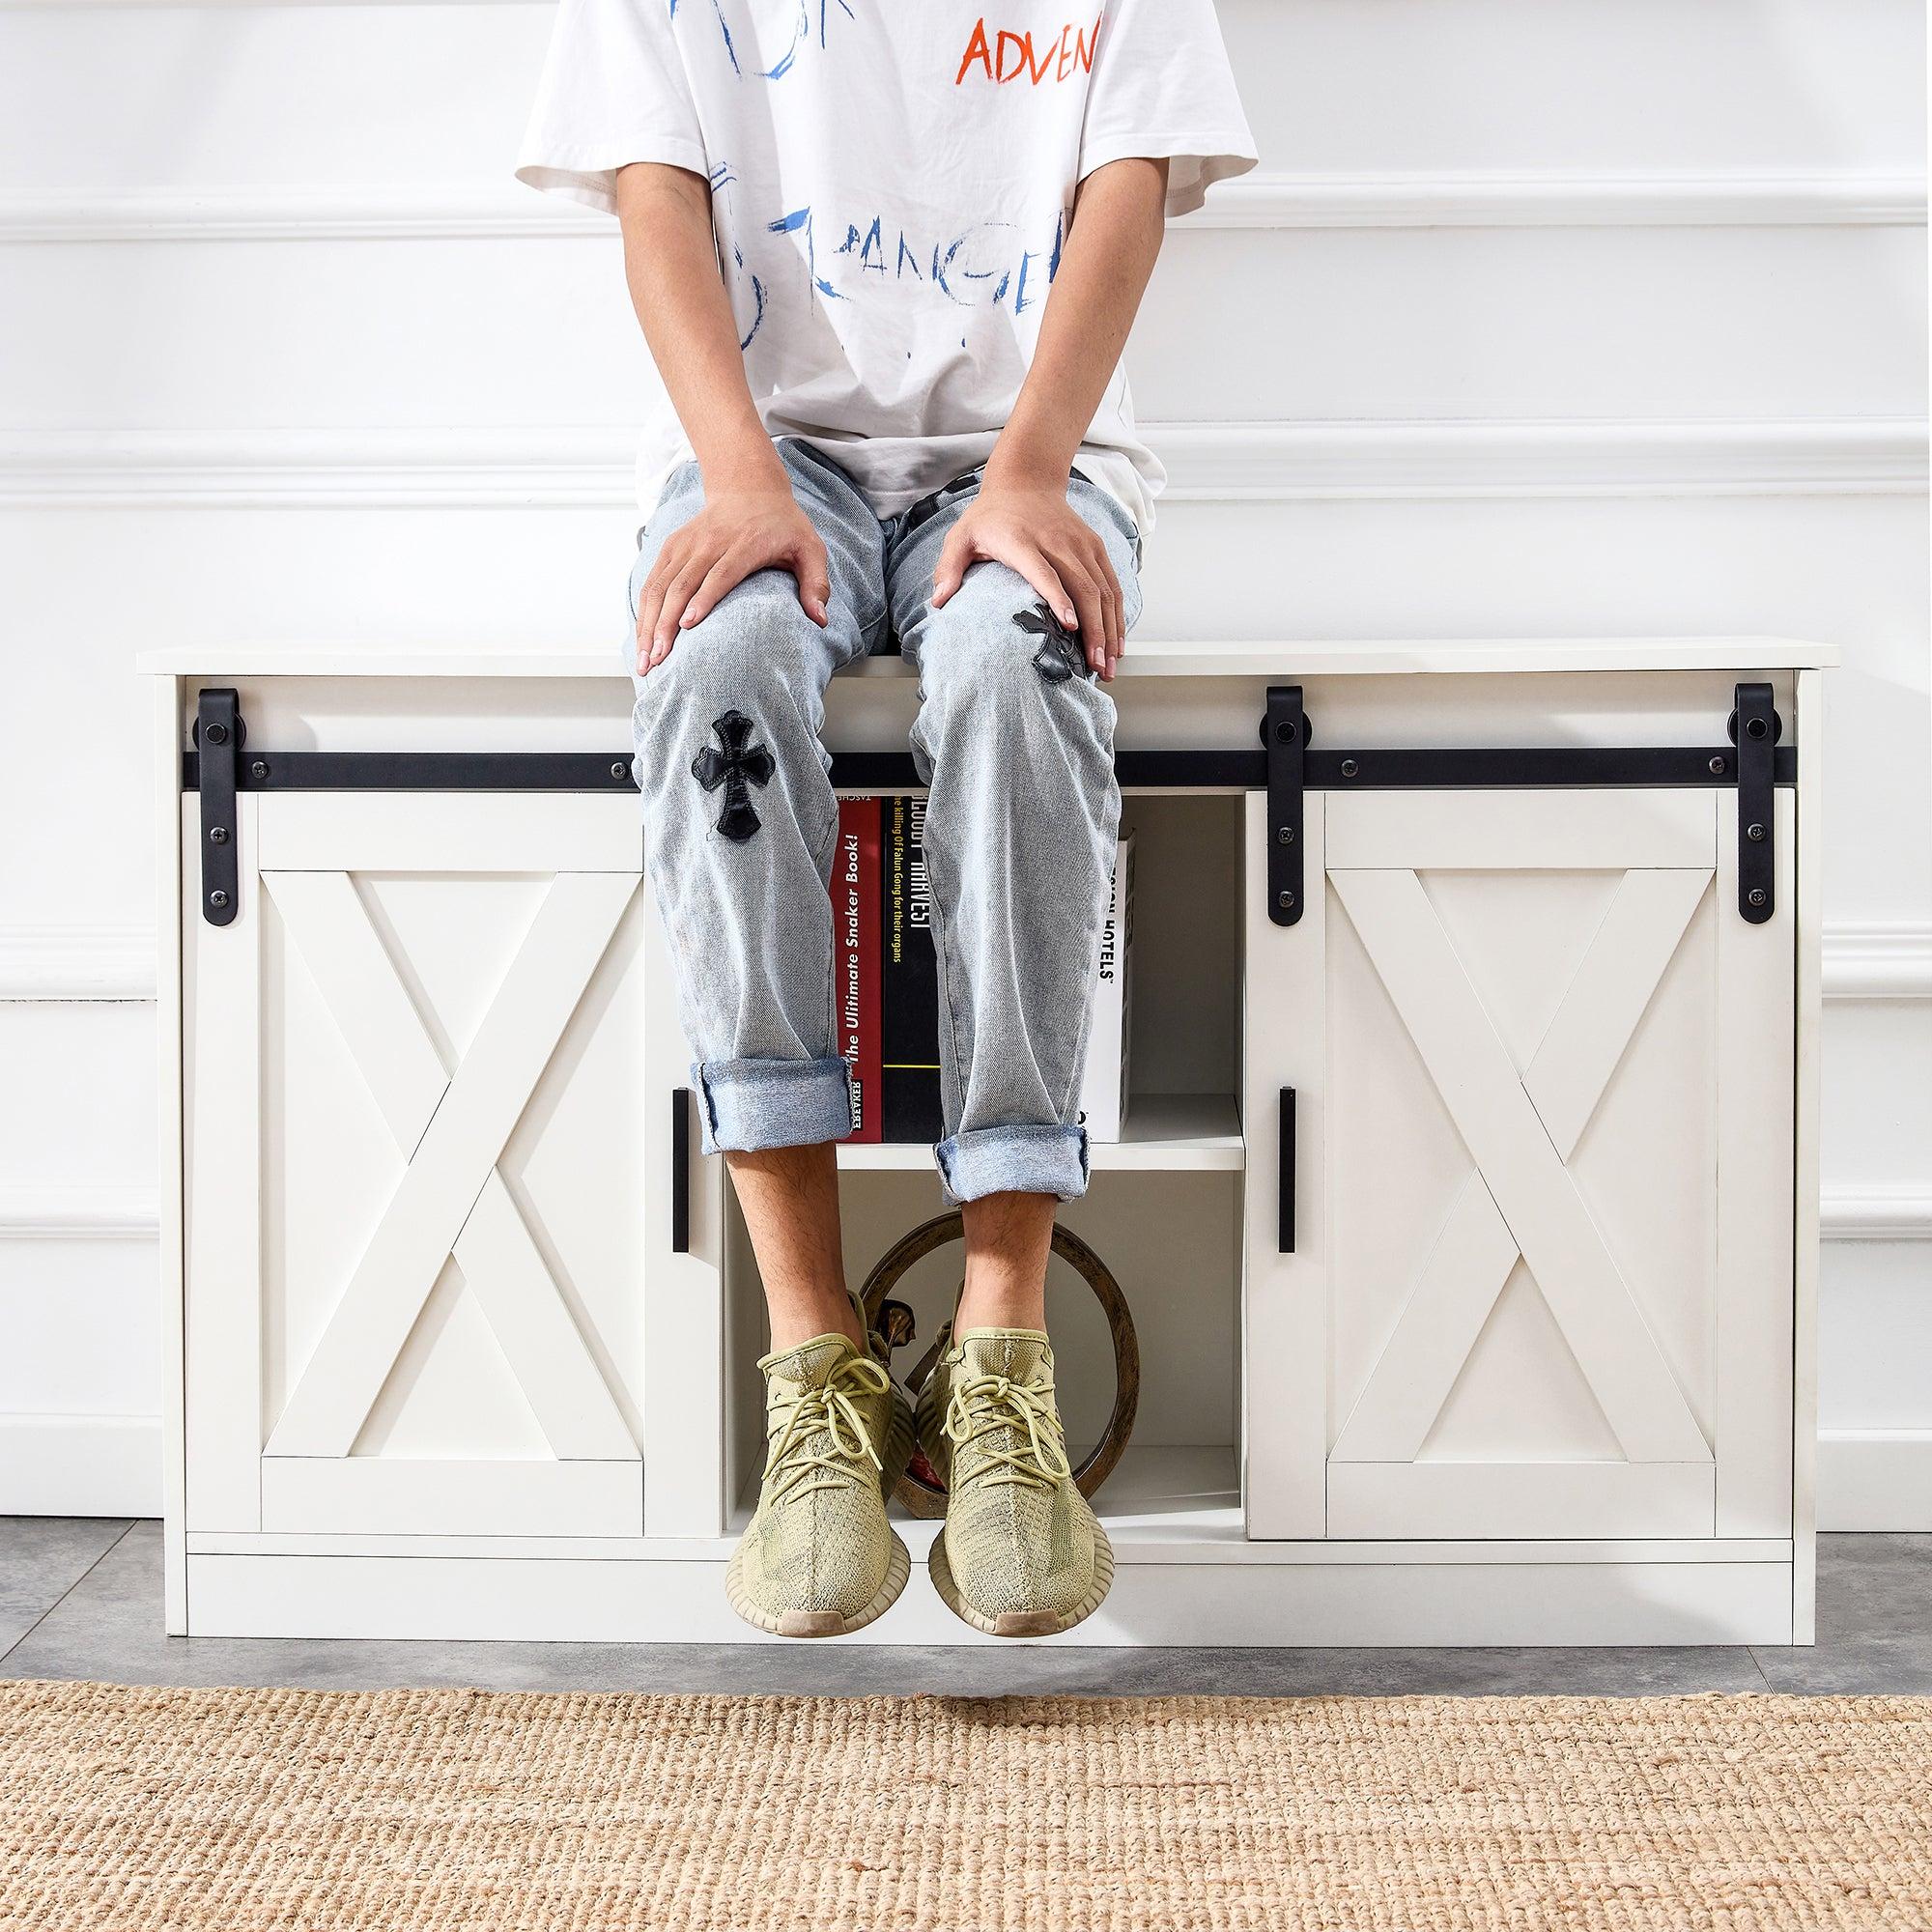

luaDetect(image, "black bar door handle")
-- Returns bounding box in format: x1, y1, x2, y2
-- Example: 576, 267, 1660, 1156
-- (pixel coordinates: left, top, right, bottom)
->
1278, 1087, 1296, 1254
671, 1087, 691, 1254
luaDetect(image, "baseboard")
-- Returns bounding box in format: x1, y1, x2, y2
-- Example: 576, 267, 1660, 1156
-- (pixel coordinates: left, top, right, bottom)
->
0, 1413, 162, 1517
1817, 1429, 1932, 1531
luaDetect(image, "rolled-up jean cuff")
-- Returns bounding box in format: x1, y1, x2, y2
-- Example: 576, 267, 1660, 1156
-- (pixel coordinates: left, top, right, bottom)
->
694, 1057, 854, 1154
934, 1124, 1091, 1205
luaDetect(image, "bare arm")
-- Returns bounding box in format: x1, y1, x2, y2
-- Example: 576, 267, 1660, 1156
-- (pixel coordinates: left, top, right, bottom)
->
932, 156, 1170, 680
615, 163, 830, 672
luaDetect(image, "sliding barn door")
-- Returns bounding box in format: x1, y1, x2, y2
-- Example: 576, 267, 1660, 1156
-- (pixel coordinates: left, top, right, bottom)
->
1245, 788, 1793, 1542
183, 794, 652, 1539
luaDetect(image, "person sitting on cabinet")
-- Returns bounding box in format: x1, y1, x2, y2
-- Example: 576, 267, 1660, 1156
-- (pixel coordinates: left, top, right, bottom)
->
517, 0, 1255, 1637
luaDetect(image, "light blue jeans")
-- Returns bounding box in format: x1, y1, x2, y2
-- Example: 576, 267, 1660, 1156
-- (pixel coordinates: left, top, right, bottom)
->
626, 439, 1138, 1203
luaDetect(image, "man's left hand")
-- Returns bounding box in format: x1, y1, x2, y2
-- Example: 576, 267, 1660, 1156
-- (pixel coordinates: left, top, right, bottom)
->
931, 483, 1125, 681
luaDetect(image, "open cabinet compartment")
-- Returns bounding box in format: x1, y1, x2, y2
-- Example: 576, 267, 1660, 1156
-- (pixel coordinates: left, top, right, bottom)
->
724, 790, 1250, 1547
723, 1166, 1247, 1551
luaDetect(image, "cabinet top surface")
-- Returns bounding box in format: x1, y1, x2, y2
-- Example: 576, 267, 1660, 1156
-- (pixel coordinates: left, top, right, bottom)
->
138, 637, 1838, 679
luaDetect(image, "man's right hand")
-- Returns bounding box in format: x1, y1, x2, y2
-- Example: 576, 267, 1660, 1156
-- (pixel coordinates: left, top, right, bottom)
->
634, 483, 831, 673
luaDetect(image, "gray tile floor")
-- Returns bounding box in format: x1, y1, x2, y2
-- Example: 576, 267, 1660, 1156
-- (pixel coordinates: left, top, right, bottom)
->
4, 1520, 1928, 1696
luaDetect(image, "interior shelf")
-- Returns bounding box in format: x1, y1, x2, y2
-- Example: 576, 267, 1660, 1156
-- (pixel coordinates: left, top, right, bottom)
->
835, 1092, 1242, 1172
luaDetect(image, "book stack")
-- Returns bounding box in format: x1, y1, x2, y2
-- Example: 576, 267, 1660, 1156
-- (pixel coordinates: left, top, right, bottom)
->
832, 796, 1133, 1144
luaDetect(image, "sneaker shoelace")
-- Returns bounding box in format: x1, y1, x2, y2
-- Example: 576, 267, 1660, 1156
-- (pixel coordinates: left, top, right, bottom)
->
766, 1354, 891, 1504
944, 1370, 1071, 1492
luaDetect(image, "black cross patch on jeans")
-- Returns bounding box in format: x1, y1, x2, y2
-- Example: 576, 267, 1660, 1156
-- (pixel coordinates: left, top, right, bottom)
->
693, 710, 776, 842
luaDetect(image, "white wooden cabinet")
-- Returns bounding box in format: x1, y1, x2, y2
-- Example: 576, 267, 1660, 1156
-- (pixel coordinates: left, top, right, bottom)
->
146, 640, 1831, 1646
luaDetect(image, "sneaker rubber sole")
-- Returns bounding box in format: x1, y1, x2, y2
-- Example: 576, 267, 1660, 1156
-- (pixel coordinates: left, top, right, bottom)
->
724, 1530, 911, 1638
926, 1520, 1116, 1637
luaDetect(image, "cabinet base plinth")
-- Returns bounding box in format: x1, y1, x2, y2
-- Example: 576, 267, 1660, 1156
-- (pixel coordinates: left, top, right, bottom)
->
184, 1552, 1800, 1647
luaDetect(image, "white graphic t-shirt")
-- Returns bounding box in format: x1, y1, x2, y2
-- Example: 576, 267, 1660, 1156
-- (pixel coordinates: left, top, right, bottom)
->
517, 0, 1256, 532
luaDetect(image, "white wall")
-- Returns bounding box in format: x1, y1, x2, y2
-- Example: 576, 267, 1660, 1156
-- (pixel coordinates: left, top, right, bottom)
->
1, 0, 1926, 1523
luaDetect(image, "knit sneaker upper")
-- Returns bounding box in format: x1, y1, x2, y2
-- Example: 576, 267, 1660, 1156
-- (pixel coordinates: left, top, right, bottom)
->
729, 1332, 910, 1629
923, 1329, 1109, 1625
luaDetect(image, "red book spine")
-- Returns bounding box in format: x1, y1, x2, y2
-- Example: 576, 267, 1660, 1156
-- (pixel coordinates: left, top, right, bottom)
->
833, 798, 883, 1142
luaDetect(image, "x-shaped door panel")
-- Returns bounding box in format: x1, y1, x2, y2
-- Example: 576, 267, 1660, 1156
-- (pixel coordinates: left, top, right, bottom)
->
264, 869, 639, 1461
1329, 866, 1714, 1467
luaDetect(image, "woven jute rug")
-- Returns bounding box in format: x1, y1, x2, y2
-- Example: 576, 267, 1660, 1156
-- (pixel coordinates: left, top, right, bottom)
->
3, 1680, 1928, 1931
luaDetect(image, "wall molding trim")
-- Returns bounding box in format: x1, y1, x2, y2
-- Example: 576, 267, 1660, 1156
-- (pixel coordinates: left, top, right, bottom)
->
1817, 1190, 1932, 1243
11, 920, 1917, 1005
1820, 923, 1932, 1000
0, 1176, 1921, 1247
2, 923, 1925, 1247
1153, 419, 1928, 502
1205, 171, 1929, 232
3, 419, 1925, 509
2, 923, 1928, 1009
1, 173, 1923, 244
5, 924, 1927, 1009
0, 924, 157, 1001
0, 1185, 162, 1240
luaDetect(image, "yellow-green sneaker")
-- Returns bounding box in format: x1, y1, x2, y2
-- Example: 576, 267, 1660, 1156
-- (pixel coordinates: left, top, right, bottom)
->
726, 1315, 914, 1638
919, 1328, 1114, 1637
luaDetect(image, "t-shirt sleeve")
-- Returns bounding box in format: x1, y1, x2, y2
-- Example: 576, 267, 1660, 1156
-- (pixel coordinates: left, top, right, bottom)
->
514, 0, 709, 216
1076, 0, 1259, 217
